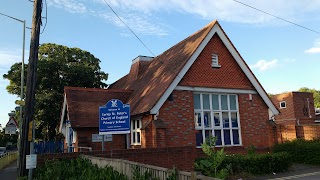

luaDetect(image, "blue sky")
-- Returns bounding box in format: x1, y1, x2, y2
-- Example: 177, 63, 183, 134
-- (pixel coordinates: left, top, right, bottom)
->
0, 0, 320, 127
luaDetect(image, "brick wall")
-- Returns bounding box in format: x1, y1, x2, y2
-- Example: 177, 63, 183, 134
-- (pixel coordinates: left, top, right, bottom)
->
238, 94, 275, 148
75, 128, 127, 151
296, 125, 320, 140
271, 92, 296, 122
157, 90, 195, 147
179, 33, 254, 90
271, 92, 315, 124
37, 146, 198, 171
293, 92, 315, 124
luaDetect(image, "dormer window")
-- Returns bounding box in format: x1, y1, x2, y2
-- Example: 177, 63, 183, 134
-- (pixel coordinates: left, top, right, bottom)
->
280, 101, 286, 109
211, 53, 221, 68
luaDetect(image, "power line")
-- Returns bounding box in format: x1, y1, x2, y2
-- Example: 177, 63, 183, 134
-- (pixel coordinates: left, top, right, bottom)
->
102, 0, 155, 56
232, 0, 320, 35
102, 0, 195, 88
40, 0, 47, 34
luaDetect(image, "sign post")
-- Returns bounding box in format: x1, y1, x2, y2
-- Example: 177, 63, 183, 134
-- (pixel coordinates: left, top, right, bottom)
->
99, 99, 130, 151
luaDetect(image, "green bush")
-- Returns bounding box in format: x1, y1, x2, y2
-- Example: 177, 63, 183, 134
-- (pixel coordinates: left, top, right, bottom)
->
34, 158, 127, 180
194, 136, 229, 179
221, 152, 292, 175
196, 152, 292, 176
273, 139, 320, 165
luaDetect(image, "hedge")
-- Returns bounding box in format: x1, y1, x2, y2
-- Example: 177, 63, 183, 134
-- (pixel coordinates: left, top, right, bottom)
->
273, 139, 320, 165
196, 152, 292, 176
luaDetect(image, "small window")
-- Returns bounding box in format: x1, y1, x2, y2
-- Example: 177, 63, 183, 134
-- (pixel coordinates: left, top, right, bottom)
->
280, 101, 286, 109
211, 53, 221, 68
131, 118, 142, 145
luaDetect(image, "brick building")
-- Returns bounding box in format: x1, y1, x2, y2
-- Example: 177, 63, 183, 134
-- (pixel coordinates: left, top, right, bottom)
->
271, 92, 320, 141
59, 20, 280, 153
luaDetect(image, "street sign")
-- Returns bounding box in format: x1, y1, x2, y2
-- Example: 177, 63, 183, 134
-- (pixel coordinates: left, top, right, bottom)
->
28, 121, 33, 141
15, 100, 25, 106
5, 126, 17, 135
26, 154, 37, 169
99, 99, 130, 135
92, 134, 112, 142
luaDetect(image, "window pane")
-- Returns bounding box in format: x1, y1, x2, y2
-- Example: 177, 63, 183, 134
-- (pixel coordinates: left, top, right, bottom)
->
203, 94, 210, 109
214, 130, 222, 146
230, 95, 237, 110
137, 132, 141, 143
214, 113, 220, 126
212, 94, 219, 110
132, 120, 136, 130
194, 94, 201, 109
232, 130, 240, 144
194, 112, 201, 127
196, 130, 203, 146
222, 112, 229, 128
231, 113, 238, 127
133, 133, 136, 143
224, 130, 231, 145
221, 95, 228, 110
205, 130, 212, 145
205, 130, 212, 138
136, 120, 140, 128
204, 112, 211, 128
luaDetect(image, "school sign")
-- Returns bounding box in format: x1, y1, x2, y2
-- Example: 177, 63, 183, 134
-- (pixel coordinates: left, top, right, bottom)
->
99, 99, 130, 135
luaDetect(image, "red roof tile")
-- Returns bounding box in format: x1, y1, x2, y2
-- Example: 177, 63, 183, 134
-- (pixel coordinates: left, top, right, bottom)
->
65, 86, 132, 128
110, 21, 217, 115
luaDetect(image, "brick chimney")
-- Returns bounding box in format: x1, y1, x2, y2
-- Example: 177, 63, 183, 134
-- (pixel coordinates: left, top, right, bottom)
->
128, 55, 153, 81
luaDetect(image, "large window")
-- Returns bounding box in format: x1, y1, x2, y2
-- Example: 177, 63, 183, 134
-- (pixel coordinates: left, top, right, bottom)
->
131, 118, 141, 145
194, 93, 241, 147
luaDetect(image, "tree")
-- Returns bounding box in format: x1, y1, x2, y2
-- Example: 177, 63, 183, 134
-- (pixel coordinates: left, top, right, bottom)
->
3, 43, 108, 140
298, 87, 320, 108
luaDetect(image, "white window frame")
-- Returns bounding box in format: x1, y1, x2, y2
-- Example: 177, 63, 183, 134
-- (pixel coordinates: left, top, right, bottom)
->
194, 93, 241, 147
279, 101, 286, 109
131, 118, 142, 145
211, 53, 221, 68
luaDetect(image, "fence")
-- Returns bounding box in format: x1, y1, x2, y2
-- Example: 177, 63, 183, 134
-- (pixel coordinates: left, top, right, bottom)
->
0, 152, 18, 170
81, 155, 218, 180
34, 140, 64, 154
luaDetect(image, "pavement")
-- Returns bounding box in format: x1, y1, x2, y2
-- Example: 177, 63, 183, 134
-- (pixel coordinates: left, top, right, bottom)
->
249, 164, 320, 180
0, 162, 17, 180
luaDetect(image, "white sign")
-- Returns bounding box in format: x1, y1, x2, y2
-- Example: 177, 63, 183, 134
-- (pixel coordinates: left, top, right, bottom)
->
26, 154, 37, 169
92, 134, 112, 142
5, 126, 17, 135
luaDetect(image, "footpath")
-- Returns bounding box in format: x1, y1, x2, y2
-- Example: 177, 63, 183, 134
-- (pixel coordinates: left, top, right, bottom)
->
0, 162, 17, 180
251, 164, 320, 180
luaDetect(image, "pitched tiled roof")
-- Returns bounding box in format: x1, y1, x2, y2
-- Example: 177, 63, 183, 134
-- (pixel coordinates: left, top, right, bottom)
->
65, 86, 132, 128
110, 21, 217, 115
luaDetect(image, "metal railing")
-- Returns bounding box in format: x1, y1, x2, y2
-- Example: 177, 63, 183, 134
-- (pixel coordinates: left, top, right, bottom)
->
0, 152, 18, 170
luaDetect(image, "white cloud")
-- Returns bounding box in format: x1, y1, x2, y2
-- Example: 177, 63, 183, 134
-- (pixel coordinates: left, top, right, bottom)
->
305, 39, 320, 54
101, 0, 320, 24
47, 0, 320, 36
47, 0, 87, 13
250, 59, 278, 71
0, 49, 22, 67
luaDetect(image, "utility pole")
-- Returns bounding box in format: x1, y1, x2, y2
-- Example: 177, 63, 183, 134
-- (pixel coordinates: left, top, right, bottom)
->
18, 0, 42, 177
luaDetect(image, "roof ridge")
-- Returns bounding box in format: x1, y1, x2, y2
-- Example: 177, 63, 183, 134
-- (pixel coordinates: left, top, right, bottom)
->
64, 86, 132, 93
154, 20, 217, 59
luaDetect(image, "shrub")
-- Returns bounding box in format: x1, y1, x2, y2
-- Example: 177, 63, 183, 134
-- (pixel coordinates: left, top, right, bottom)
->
273, 139, 320, 165
221, 152, 292, 175
194, 136, 229, 179
34, 158, 127, 180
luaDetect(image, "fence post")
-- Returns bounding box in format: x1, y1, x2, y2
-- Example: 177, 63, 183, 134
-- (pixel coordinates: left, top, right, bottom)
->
191, 171, 197, 180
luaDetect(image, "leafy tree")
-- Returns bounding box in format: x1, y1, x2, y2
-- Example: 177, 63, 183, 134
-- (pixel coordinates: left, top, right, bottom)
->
3, 43, 108, 140
298, 87, 320, 108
